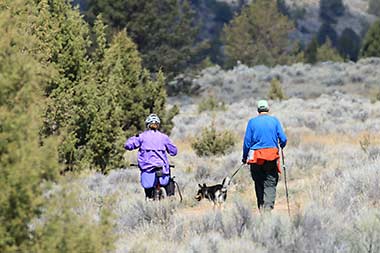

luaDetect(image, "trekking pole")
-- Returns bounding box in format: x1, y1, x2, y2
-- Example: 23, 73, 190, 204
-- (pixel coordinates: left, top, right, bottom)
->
281, 149, 291, 217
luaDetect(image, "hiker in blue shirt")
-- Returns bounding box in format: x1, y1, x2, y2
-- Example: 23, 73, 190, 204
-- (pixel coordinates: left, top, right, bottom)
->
242, 100, 287, 211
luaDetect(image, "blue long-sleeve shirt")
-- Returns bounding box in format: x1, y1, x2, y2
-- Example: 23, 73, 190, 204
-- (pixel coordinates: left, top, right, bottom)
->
242, 114, 287, 160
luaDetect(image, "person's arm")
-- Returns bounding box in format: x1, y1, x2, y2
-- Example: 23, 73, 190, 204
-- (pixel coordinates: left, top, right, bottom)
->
242, 120, 252, 161
276, 119, 287, 148
165, 136, 178, 156
124, 135, 141, 150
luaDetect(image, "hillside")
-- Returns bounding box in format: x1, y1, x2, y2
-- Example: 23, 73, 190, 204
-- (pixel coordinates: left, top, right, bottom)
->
2, 1, 380, 252
209, 0, 377, 45
70, 59, 380, 252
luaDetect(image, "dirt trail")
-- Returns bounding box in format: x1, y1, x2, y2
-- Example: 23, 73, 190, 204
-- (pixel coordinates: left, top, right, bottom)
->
178, 174, 312, 219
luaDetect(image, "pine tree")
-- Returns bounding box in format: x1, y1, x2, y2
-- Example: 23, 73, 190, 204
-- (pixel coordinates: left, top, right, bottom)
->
84, 0, 205, 77
317, 39, 344, 62
94, 31, 178, 166
361, 20, 380, 58
268, 78, 286, 100
338, 28, 361, 61
0, 1, 60, 251
317, 22, 338, 46
1, 2, 118, 251
33, 0, 178, 173
222, 0, 296, 67
59, 29, 178, 173
305, 37, 318, 64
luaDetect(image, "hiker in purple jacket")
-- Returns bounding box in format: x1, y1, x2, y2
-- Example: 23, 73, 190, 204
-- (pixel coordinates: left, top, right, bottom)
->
124, 114, 178, 199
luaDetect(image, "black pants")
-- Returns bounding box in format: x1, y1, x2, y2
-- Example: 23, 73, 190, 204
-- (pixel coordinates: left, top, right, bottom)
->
250, 160, 279, 210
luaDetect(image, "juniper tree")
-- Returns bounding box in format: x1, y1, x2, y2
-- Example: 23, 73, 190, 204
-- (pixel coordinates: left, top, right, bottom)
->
361, 20, 380, 58
1, 1, 117, 251
83, 0, 206, 77
338, 28, 361, 61
34, 0, 95, 171
305, 37, 318, 64
0, 1, 60, 251
268, 78, 286, 100
222, 0, 296, 67
317, 23, 338, 47
317, 39, 343, 62
34, 1, 178, 172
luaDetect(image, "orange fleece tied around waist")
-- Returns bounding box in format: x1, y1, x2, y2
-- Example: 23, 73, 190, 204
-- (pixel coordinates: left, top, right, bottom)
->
247, 148, 281, 173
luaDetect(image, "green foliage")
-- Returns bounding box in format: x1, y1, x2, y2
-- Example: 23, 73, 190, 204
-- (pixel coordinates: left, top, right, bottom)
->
317, 23, 338, 47
34, 0, 91, 93
32, 187, 116, 253
35, 2, 178, 173
361, 21, 380, 58
0, 1, 60, 251
92, 14, 108, 62
368, 0, 380, 16
277, 0, 306, 20
320, 0, 345, 23
305, 37, 318, 64
192, 123, 235, 157
222, 0, 296, 67
84, 0, 207, 77
198, 97, 227, 113
268, 79, 287, 100
1, 0, 173, 251
305, 37, 343, 64
338, 28, 361, 61
317, 39, 344, 62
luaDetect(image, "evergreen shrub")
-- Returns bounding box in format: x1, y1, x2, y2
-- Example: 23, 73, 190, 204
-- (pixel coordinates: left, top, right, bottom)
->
268, 78, 287, 100
191, 124, 235, 157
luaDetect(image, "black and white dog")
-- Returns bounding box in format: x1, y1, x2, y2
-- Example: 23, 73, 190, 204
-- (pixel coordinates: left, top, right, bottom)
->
195, 177, 231, 207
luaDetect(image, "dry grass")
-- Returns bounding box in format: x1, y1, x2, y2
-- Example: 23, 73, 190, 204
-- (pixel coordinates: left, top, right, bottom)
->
301, 131, 380, 146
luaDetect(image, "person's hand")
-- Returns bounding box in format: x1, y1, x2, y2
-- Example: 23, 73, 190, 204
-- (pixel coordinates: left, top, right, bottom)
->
242, 158, 247, 164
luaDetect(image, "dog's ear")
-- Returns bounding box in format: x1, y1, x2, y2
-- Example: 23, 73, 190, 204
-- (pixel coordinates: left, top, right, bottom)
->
198, 184, 202, 188
222, 177, 231, 187
203, 183, 207, 187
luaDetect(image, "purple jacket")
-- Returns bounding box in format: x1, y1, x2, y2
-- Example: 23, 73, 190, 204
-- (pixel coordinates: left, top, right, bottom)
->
124, 130, 177, 174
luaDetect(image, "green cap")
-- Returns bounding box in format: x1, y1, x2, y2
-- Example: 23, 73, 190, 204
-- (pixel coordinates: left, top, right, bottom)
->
257, 100, 269, 110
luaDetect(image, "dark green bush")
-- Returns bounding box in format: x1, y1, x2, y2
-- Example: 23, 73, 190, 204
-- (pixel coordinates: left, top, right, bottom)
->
268, 78, 287, 100
305, 37, 318, 64
191, 124, 235, 157
317, 39, 344, 62
317, 23, 338, 46
338, 28, 361, 61
361, 20, 380, 58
